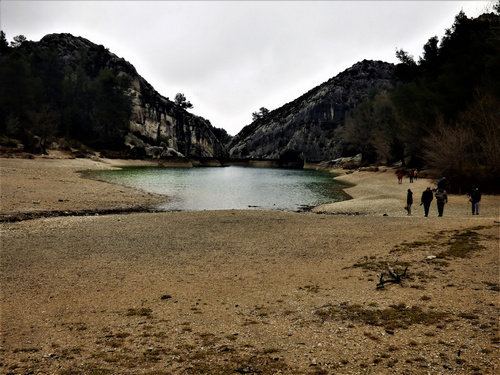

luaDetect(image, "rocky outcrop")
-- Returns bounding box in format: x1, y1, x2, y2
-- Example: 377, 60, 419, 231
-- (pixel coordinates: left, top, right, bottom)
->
228, 60, 395, 163
19, 35, 393, 164
32, 33, 228, 160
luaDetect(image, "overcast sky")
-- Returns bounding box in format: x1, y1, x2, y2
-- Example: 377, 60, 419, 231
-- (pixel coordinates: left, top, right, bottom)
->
1, 1, 492, 135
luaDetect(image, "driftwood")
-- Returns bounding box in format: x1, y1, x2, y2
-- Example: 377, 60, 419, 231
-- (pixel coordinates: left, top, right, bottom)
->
376, 265, 408, 289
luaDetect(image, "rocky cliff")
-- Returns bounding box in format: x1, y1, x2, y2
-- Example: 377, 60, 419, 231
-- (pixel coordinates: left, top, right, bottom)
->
228, 60, 395, 163
28, 33, 228, 160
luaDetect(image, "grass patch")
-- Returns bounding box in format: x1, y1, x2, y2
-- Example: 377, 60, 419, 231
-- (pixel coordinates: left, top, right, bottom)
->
353, 257, 411, 274
364, 331, 380, 341
459, 312, 479, 320
414, 271, 436, 280
180, 351, 290, 374
387, 359, 399, 367
352, 260, 387, 272
126, 308, 153, 317
262, 347, 281, 354
410, 284, 426, 290
438, 230, 485, 258
483, 281, 500, 292
60, 365, 113, 375
315, 302, 449, 330
104, 339, 124, 349
408, 340, 419, 347
390, 226, 492, 261
391, 240, 436, 253
12, 347, 40, 353
198, 332, 219, 345
242, 319, 260, 326
299, 284, 320, 293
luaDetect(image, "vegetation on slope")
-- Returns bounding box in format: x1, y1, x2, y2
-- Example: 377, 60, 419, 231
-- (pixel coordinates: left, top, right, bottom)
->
0, 33, 133, 153
1, 5, 498, 192
340, 8, 500, 192
0, 32, 228, 158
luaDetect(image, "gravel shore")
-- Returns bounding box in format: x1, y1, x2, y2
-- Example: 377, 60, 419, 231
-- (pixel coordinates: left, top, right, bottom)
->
1, 154, 499, 374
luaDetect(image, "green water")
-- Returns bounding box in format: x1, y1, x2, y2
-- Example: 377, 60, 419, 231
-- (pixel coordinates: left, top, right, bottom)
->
88, 166, 350, 211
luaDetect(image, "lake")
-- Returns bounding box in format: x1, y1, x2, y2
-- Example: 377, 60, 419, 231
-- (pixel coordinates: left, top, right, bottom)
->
88, 166, 350, 211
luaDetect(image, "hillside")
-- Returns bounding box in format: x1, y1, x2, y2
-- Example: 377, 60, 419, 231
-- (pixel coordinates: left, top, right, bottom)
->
228, 60, 395, 163
1, 7, 499, 190
229, 10, 500, 192
0, 33, 228, 161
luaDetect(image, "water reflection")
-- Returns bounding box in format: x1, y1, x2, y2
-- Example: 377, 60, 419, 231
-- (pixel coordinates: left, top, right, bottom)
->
88, 166, 350, 211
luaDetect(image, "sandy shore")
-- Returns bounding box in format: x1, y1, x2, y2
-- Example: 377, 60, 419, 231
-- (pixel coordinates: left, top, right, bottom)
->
1, 154, 499, 374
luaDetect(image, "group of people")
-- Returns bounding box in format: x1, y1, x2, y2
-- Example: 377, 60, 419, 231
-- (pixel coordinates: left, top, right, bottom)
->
403, 176, 482, 217
397, 169, 418, 184
415, 187, 448, 217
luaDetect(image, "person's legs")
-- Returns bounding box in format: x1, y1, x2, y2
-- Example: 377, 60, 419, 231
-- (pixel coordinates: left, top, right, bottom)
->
475, 202, 479, 215
437, 202, 444, 216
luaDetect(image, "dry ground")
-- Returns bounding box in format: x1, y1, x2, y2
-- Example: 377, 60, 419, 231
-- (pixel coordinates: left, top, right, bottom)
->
1, 154, 499, 374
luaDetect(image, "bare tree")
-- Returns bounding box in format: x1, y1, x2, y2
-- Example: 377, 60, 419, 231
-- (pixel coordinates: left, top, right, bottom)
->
459, 90, 500, 174
422, 117, 474, 178
28, 104, 60, 154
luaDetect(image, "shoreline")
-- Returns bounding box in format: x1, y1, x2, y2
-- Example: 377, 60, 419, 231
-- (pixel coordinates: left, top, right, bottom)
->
0, 154, 356, 221
1, 154, 499, 374
0, 153, 168, 221
3, 154, 498, 221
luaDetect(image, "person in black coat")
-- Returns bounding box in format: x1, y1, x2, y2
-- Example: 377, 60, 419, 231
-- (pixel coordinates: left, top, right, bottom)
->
406, 189, 413, 215
437, 177, 446, 189
420, 187, 433, 217
467, 186, 482, 215
435, 188, 448, 217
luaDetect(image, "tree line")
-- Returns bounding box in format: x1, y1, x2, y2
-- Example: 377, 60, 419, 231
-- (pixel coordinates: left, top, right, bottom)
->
338, 7, 500, 193
0, 32, 135, 153
1, 6, 499, 192
0, 31, 137, 152
0, 32, 230, 156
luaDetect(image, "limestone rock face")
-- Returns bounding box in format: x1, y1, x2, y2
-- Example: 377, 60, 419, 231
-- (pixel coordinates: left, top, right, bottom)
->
228, 60, 395, 162
35, 33, 228, 160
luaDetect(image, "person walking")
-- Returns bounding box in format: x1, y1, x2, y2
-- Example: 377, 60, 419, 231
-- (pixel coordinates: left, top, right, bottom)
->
420, 187, 433, 217
435, 188, 448, 217
406, 189, 413, 215
467, 186, 482, 215
397, 171, 403, 184
437, 177, 446, 190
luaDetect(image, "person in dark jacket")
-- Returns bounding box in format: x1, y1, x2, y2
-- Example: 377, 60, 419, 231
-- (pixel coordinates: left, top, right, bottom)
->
435, 188, 448, 217
397, 171, 403, 184
437, 177, 446, 189
467, 186, 482, 215
420, 187, 433, 217
406, 189, 413, 216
